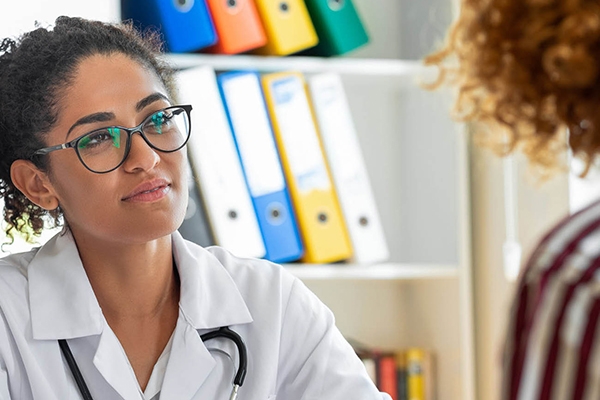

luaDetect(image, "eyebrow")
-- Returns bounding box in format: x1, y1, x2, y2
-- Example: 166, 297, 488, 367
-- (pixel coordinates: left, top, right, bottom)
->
136, 92, 170, 112
66, 92, 172, 140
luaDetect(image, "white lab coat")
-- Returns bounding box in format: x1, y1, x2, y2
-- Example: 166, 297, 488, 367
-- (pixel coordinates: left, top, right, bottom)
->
0, 230, 391, 400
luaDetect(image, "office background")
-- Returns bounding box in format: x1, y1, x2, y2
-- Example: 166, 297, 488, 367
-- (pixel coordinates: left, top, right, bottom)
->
2, 1, 594, 399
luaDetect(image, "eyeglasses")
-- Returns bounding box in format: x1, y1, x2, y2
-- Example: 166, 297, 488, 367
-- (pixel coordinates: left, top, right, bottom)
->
33, 105, 193, 174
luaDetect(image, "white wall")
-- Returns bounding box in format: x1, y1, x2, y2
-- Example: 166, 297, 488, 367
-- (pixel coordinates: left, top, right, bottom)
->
470, 139, 570, 400
0, 2, 119, 39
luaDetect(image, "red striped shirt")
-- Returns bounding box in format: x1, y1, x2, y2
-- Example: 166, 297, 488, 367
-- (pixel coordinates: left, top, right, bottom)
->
503, 199, 600, 400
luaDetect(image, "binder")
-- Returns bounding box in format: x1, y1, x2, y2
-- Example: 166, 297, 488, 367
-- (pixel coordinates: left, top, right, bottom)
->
301, 0, 369, 56
178, 162, 215, 247
121, 0, 217, 53
252, 0, 318, 55
307, 73, 389, 264
175, 66, 266, 259
218, 71, 304, 263
205, 0, 267, 54
262, 72, 353, 264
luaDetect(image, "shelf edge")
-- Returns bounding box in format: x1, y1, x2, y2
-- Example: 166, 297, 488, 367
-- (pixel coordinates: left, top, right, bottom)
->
282, 262, 459, 280
163, 53, 436, 77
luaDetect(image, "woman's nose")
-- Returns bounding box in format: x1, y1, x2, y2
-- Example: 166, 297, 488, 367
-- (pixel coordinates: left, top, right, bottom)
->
122, 131, 160, 173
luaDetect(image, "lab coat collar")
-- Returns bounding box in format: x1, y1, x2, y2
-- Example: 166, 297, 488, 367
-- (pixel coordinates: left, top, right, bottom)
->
29, 230, 104, 340
28, 230, 253, 341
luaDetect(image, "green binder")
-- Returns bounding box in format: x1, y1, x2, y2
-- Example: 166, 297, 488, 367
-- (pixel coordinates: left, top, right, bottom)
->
302, 0, 369, 56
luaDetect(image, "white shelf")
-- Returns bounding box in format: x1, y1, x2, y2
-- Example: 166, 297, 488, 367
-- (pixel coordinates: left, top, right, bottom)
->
163, 53, 434, 77
283, 262, 458, 280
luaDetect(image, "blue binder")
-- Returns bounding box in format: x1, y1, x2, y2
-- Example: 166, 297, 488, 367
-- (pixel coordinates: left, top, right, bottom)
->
121, 0, 217, 53
217, 71, 304, 263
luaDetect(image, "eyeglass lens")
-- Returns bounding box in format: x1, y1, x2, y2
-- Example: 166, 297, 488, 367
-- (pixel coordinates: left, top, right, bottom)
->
76, 107, 190, 173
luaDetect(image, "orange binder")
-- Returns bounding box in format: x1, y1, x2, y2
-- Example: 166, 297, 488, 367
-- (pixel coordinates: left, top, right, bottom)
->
205, 0, 267, 54
253, 0, 319, 55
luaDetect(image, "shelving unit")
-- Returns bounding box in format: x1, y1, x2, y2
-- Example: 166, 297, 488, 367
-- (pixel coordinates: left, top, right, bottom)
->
168, 51, 475, 400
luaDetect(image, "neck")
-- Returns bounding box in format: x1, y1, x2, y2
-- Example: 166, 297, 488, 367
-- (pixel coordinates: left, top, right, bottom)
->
71, 231, 179, 321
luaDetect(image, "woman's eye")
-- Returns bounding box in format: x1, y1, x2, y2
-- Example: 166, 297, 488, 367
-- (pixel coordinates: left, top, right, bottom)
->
78, 128, 121, 149
147, 111, 175, 134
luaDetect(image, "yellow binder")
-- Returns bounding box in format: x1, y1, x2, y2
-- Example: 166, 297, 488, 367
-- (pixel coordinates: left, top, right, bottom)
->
262, 72, 352, 264
253, 0, 319, 55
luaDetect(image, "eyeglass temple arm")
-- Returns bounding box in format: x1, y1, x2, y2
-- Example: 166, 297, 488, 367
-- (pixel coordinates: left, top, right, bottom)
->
34, 143, 71, 156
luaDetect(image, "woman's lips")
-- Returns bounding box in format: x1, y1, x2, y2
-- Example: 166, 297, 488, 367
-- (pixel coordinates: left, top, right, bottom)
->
123, 179, 171, 202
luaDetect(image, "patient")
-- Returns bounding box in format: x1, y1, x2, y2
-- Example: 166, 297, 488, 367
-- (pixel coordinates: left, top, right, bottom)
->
427, 0, 600, 398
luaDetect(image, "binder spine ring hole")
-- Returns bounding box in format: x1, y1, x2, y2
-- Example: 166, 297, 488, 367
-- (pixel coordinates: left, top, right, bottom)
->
226, 0, 241, 13
317, 213, 328, 224
279, 2, 290, 13
327, 0, 345, 11
359, 216, 369, 227
174, 0, 194, 12
267, 203, 286, 226
228, 210, 238, 220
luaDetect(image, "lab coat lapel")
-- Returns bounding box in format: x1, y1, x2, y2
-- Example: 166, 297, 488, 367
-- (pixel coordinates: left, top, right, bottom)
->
93, 327, 143, 400
160, 315, 216, 399
159, 233, 254, 398
171, 232, 253, 330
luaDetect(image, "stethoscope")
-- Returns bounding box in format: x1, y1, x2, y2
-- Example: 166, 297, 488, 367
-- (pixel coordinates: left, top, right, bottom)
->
58, 326, 248, 400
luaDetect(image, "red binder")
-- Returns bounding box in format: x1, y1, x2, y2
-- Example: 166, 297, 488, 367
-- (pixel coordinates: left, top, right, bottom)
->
205, 0, 267, 54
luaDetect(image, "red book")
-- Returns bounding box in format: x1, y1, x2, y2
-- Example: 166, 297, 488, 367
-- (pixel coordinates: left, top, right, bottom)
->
378, 353, 398, 400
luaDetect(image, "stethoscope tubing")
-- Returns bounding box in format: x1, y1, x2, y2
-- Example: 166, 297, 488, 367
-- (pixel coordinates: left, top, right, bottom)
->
200, 327, 247, 387
58, 339, 93, 400
59, 326, 247, 400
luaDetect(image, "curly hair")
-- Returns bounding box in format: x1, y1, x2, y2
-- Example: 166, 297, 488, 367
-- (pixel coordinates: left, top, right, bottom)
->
425, 0, 600, 175
0, 16, 175, 244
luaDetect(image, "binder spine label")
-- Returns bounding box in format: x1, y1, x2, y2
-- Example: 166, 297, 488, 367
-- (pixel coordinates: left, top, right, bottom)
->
271, 77, 330, 192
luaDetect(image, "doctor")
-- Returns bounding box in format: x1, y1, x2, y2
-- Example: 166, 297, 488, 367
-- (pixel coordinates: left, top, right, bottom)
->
0, 16, 391, 400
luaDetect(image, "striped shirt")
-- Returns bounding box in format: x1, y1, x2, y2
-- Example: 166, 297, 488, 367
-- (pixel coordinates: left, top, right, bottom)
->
503, 199, 600, 400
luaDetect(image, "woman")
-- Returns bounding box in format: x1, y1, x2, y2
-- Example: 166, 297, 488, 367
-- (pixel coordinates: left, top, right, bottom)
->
427, 0, 600, 399
0, 16, 389, 399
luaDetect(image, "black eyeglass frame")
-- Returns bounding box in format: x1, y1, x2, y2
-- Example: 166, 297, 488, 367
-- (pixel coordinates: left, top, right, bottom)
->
32, 104, 193, 174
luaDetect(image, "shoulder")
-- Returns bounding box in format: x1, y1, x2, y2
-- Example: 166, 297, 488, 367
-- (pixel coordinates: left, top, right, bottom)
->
523, 200, 600, 279
175, 236, 327, 323
204, 245, 299, 300
0, 250, 36, 349
203, 244, 324, 311
0, 249, 36, 295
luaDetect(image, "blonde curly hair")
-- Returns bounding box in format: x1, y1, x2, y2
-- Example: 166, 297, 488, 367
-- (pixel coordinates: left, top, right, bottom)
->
426, 0, 600, 175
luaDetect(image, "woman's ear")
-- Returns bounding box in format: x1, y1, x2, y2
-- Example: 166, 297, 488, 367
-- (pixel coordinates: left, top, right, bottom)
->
10, 160, 60, 210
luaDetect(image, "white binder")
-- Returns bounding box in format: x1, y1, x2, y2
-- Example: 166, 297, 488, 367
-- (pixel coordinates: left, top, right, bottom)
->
307, 73, 389, 264
175, 66, 265, 259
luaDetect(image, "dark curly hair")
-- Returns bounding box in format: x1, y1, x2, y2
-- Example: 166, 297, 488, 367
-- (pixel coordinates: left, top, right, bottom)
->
425, 0, 600, 175
0, 16, 175, 244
